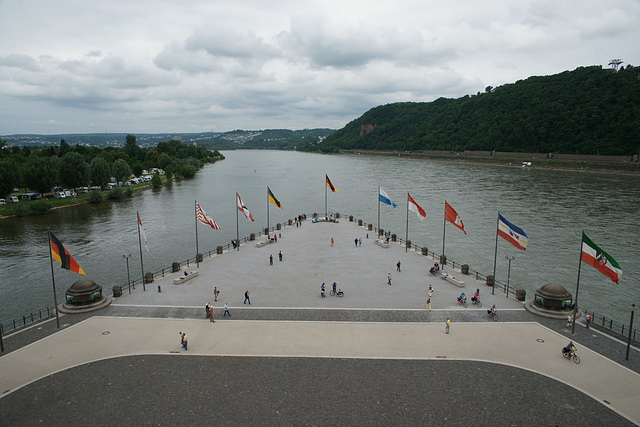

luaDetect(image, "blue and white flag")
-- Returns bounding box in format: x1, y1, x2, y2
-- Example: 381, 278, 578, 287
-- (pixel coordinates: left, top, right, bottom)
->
379, 188, 398, 208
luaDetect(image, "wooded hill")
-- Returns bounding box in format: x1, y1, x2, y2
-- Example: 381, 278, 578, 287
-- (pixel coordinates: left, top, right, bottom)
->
318, 65, 640, 156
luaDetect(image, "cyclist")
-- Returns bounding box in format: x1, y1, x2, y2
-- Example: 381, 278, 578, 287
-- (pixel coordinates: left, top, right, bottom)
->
562, 341, 576, 358
471, 289, 480, 303
457, 292, 466, 303
321, 283, 326, 298
487, 304, 496, 316
332, 282, 337, 294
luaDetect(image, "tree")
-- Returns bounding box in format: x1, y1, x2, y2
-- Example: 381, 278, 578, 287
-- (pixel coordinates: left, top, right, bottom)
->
90, 157, 111, 189
112, 158, 132, 184
59, 139, 71, 157
124, 134, 140, 161
151, 173, 162, 188
58, 152, 89, 189
24, 156, 59, 194
0, 158, 21, 198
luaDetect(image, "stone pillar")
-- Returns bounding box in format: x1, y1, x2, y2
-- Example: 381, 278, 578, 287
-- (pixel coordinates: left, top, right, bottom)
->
172, 262, 180, 273
368, 224, 372, 230
358, 219, 362, 226
288, 219, 292, 225
461, 264, 469, 275
391, 233, 396, 242
439, 255, 447, 265
196, 253, 203, 263
406, 240, 411, 249
486, 275, 494, 287
335, 213, 340, 219
349, 215, 354, 222
112, 285, 122, 297
145, 272, 154, 283
250, 233, 255, 241
264, 228, 269, 234
378, 228, 384, 236
421, 247, 428, 256
216, 245, 223, 254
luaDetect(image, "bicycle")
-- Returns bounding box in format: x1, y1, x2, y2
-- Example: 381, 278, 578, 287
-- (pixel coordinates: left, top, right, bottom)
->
330, 288, 344, 297
457, 296, 468, 308
562, 349, 580, 364
487, 310, 498, 321
471, 297, 482, 308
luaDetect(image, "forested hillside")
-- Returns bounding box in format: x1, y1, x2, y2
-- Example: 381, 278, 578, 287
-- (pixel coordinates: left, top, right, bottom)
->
319, 65, 640, 155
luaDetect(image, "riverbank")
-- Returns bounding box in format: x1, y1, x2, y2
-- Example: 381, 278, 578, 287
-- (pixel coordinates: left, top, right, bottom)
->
341, 149, 640, 174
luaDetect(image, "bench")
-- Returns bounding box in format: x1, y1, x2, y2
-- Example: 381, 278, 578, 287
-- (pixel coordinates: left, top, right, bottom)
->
375, 239, 389, 248
256, 240, 272, 248
173, 271, 199, 285
444, 275, 465, 287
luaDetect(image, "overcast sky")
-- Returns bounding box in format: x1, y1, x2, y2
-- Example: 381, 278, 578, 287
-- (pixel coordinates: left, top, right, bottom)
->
0, 0, 638, 135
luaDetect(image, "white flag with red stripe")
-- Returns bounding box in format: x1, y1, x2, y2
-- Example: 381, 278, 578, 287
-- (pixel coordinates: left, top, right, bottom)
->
237, 193, 255, 222
407, 193, 426, 222
196, 201, 222, 230
138, 212, 152, 255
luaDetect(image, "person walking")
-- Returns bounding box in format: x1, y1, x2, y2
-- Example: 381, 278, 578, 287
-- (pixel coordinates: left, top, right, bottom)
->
585, 313, 592, 329
224, 302, 231, 317
445, 317, 450, 334
278, 251, 283, 261
214, 287, 220, 302
566, 313, 573, 328
387, 273, 392, 286
354, 238, 358, 247
426, 298, 431, 311
359, 238, 362, 246
205, 302, 210, 318
269, 254, 273, 265
180, 332, 188, 350
428, 284, 434, 297
209, 305, 215, 322
396, 261, 401, 272
244, 290, 251, 305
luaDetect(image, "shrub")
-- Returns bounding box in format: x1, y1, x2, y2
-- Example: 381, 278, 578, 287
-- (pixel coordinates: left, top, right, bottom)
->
125, 187, 133, 197
89, 191, 103, 203
151, 173, 162, 188
108, 187, 124, 199
30, 199, 52, 215
12, 204, 30, 217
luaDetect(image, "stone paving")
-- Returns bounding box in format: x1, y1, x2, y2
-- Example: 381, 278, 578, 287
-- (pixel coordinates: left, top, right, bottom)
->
1, 218, 639, 426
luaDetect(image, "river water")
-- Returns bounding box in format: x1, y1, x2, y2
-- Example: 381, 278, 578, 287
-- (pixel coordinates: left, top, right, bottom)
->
1, 150, 638, 326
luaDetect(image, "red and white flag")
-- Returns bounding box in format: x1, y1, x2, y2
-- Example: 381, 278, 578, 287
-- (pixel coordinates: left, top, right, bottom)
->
196, 201, 222, 230
237, 193, 255, 222
445, 202, 466, 235
138, 212, 152, 254
407, 193, 426, 222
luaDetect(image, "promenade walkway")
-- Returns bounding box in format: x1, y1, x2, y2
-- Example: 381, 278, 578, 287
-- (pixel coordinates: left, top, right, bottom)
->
1, 219, 639, 425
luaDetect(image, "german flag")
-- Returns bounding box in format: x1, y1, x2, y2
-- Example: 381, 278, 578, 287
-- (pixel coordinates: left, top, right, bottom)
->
49, 231, 86, 275
326, 175, 337, 192
267, 187, 284, 210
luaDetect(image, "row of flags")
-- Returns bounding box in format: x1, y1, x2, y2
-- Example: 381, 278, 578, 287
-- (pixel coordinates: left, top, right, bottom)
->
48, 174, 622, 286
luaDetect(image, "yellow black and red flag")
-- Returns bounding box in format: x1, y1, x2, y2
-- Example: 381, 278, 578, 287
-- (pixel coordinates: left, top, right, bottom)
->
267, 187, 284, 210
326, 175, 337, 192
49, 231, 86, 275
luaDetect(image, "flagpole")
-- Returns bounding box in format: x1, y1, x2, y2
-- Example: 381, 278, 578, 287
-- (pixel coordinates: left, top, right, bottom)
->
195, 201, 200, 267
236, 192, 240, 251
405, 193, 409, 252
324, 176, 327, 218
572, 231, 584, 335
442, 201, 447, 263
47, 230, 60, 329
377, 185, 381, 235
137, 211, 146, 289
267, 187, 270, 236
492, 212, 500, 295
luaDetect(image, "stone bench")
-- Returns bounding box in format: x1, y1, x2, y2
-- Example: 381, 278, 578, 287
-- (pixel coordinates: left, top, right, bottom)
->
173, 270, 199, 285
256, 240, 272, 248
375, 239, 389, 248
444, 275, 465, 287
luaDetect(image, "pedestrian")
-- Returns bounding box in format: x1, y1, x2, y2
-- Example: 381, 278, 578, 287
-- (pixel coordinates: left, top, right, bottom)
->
278, 251, 283, 261
331, 238, 334, 246
205, 302, 210, 318
428, 284, 434, 296
244, 290, 251, 305
354, 238, 358, 247
224, 302, 231, 317
585, 313, 592, 329
270, 254, 273, 265
214, 287, 220, 302
209, 305, 215, 322
566, 313, 573, 328
180, 332, 188, 350
445, 317, 450, 334
359, 238, 362, 246
426, 298, 431, 311
396, 261, 401, 272
387, 273, 392, 286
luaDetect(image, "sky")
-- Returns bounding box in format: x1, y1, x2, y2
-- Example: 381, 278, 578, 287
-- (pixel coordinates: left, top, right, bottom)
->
0, 0, 638, 135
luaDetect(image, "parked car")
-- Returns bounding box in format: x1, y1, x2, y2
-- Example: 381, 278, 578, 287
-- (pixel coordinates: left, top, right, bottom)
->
8, 196, 19, 203
106, 183, 117, 190
54, 192, 66, 199
0, 198, 6, 205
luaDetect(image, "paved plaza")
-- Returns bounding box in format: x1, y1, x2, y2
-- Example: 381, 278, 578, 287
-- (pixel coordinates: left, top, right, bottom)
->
1, 219, 639, 425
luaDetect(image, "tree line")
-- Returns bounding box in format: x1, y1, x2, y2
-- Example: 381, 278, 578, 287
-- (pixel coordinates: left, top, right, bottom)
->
317, 65, 640, 155
0, 135, 224, 199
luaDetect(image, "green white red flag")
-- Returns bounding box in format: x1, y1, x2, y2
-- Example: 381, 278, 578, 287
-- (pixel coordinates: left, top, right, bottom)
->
581, 233, 621, 284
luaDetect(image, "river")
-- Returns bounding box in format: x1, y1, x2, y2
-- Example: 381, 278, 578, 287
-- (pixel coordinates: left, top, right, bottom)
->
1, 150, 638, 327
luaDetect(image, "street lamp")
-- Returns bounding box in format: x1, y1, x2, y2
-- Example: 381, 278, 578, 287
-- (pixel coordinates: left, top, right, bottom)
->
505, 255, 515, 298
123, 254, 132, 294
627, 304, 635, 361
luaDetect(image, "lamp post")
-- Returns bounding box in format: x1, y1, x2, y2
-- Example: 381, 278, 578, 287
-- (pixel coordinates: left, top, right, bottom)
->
123, 254, 132, 294
505, 255, 515, 298
627, 304, 635, 361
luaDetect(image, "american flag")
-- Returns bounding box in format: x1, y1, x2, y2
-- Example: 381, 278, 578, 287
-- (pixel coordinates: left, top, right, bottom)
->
196, 201, 222, 230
